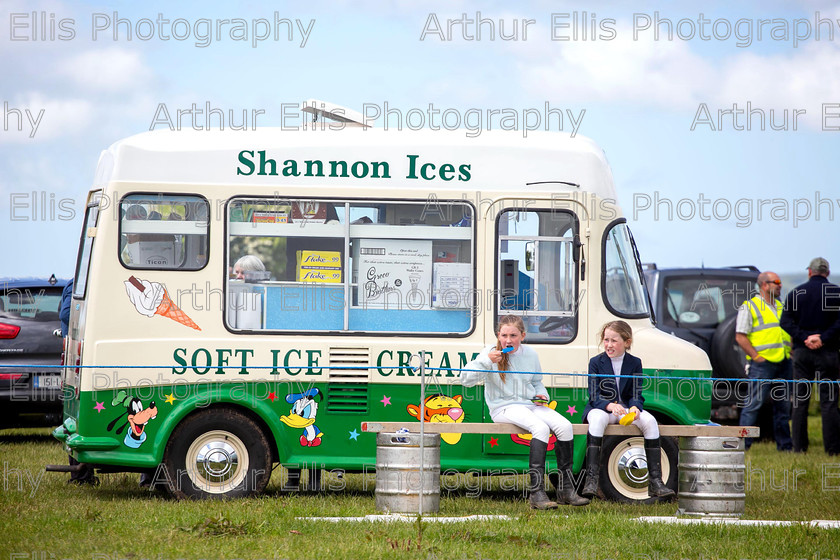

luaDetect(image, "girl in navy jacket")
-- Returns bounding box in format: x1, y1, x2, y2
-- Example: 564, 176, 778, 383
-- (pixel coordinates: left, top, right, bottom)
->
581, 320, 675, 500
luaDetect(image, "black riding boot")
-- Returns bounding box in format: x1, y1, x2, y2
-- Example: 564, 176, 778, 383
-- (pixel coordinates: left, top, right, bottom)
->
644, 438, 676, 499
528, 439, 558, 510
553, 439, 590, 506
580, 435, 602, 499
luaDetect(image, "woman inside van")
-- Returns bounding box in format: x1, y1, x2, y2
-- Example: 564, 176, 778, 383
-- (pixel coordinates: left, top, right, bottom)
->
460, 314, 589, 509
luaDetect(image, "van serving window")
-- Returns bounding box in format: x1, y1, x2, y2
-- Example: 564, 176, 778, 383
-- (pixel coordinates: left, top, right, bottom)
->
226, 197, 474, 334
118, 194, 209, 271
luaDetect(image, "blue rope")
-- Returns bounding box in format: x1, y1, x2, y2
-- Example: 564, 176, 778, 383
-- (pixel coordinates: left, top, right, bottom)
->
7, 363, 839, 385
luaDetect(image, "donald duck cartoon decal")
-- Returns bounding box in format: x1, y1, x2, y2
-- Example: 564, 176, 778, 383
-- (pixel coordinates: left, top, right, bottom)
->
280, 388, 323, 447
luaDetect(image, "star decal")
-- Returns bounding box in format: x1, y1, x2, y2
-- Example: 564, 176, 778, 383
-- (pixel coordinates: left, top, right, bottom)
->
349, 429, 359, 441
165, 393, 175, 405
381, 395, 391, 406
488, 437, 499, 447
93, 401, 105, 413
268, 392, 277, 402
566, 405, 577, 416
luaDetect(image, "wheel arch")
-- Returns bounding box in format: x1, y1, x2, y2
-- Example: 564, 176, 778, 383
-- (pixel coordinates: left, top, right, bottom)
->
151, 399, 289, 466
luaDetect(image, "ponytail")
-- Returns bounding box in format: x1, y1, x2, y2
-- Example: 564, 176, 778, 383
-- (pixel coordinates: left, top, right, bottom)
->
495, 315, 526, 384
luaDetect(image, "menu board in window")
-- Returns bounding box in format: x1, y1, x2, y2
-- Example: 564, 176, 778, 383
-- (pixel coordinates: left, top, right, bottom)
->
355, 239, 433, 309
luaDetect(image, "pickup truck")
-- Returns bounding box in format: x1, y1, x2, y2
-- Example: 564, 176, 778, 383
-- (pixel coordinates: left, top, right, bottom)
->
642, 264, 761, 423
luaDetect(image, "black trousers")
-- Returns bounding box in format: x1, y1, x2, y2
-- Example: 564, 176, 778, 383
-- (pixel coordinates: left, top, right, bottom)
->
791, 347, 840, 455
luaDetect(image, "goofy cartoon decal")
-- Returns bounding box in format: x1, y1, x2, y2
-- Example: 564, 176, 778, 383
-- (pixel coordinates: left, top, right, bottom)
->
108, 390, 158, 449
280, 388, 323, 447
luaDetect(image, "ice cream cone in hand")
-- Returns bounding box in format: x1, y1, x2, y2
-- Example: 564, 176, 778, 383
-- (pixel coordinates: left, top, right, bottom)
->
125, 276, 201, 331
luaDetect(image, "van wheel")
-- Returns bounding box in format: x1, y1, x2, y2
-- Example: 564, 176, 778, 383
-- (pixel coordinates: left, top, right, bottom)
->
162, 409, 271, 499
600, 435, 678, 503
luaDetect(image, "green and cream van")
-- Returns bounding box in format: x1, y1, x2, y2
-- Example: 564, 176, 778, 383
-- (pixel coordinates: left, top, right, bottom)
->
54, 106, 711, 502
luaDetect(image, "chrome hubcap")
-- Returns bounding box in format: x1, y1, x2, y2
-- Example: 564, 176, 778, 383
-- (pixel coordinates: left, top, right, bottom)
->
185, 430, 249, 493
617, 447, 648, 489
608, 437, 671, 500
196, 441, 239, 481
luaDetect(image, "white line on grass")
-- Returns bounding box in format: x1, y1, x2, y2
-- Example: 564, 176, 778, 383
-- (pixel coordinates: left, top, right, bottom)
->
637, 516, 840, 529
295, 514, 513, 523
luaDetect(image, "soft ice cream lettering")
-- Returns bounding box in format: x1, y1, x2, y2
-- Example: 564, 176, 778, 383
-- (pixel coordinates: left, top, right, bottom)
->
375, 349, 478, 377
169, 347, 477, 377
170, 347, 323, 376
172, 347, 255, 375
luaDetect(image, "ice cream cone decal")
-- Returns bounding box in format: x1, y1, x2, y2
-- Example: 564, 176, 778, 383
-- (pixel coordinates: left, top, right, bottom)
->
125, 276, 201, 331
154, 288, 201, 330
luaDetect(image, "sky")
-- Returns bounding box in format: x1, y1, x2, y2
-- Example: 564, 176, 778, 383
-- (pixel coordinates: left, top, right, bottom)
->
1, 0, 839, 280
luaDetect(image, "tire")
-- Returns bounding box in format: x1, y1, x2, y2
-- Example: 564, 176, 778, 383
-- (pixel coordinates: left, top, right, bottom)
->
600, 435, 678, 503
710, 314, 747, 382
162, 408, 272, 500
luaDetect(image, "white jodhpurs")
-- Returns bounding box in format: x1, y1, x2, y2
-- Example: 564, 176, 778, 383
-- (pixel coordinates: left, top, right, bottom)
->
586, 408, 660, 439
491, 403, 573, 443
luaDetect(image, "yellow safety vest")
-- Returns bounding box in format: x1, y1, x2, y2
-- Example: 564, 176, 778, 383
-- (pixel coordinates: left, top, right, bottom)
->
744, 295, 791, 362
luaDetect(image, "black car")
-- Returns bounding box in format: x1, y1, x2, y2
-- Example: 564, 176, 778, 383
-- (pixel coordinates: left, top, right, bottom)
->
643, 264, 759, 422
0, 275, 69, 427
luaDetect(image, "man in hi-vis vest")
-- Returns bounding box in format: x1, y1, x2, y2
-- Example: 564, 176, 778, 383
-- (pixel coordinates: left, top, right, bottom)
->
735, 271, 792, 451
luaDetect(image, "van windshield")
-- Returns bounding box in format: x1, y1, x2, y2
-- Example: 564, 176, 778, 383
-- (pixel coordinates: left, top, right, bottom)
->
603, 222, 650, 318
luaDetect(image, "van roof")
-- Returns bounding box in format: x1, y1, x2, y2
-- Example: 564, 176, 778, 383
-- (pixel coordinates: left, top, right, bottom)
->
97, 128, 617, 200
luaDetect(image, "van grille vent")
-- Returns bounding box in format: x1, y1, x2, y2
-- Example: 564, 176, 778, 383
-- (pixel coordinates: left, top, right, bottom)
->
326, 347, 369, 413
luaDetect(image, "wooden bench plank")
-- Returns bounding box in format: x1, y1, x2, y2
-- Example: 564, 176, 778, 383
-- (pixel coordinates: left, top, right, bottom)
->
361, 422, 759, 438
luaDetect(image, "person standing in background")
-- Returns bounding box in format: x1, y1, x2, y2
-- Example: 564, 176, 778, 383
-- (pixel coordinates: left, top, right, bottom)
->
59, 279, 95, 484
59, 279, 73, 338
780, 258, 840, 455
735, 271, 792, 451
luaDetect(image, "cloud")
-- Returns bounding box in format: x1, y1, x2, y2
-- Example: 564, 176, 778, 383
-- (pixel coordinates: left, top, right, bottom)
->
517, 19, 840, 127
0, 94, 94, 144
0, 44, 157, 144
716, 44, 840, 109
56, 47, 153, 93
520, 26, 715, 110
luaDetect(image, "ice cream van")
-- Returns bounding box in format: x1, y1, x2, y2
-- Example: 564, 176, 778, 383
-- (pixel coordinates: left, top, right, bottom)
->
53, 104, 712, 502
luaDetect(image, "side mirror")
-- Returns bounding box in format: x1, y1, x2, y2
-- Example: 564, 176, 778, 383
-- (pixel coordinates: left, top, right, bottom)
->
525, 242, 534, 271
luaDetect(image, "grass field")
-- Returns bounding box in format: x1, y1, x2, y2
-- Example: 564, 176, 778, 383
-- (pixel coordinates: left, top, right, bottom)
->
1, 416, 839, 560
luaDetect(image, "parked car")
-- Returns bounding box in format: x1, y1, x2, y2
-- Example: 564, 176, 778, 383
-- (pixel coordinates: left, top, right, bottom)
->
0, 275, 68, 428
643, 264, 760, 422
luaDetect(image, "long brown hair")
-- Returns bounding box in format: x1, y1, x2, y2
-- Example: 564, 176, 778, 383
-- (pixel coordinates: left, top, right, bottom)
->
496, 315, 525, 383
